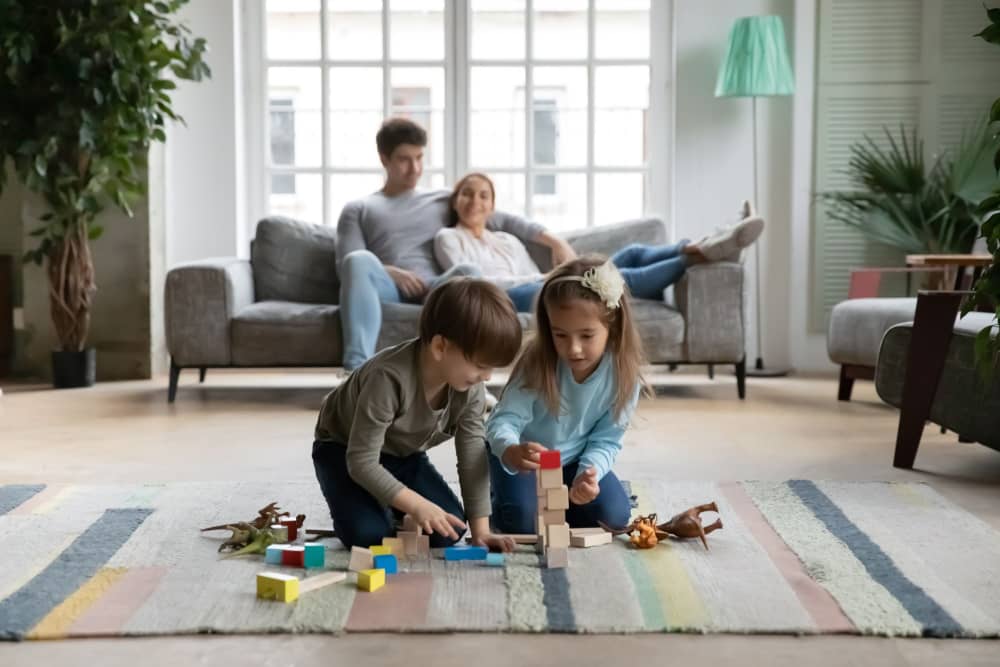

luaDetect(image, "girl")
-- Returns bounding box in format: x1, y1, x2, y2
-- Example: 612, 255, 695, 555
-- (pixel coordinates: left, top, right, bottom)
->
485, 256, 647, 533
435, 172, 764, 313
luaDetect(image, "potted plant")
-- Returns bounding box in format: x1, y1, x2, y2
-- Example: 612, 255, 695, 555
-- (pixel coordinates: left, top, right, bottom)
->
0, 0, 209, 387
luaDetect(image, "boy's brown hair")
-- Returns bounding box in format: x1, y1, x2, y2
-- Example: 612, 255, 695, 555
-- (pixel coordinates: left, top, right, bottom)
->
419, 278, 522, 368
376, 117, 427, 158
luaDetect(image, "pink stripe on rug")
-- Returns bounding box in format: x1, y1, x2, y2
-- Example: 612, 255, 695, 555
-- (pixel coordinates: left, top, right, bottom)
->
8, 485, 70, 515
344, 572, 433, 631
67, 567, 168, 637
720, 481, 855, 634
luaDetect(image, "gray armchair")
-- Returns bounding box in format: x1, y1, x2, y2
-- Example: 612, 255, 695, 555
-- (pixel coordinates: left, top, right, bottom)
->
165, 216, 749, 401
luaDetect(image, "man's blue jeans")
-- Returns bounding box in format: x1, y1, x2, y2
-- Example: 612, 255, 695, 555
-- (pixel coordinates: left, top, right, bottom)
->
505, 240, 691, 313
339, 250, 482, 370
488, 451, 631, 534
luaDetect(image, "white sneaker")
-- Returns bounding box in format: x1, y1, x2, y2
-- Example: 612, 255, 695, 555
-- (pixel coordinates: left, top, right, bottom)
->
696, 216, 765, 262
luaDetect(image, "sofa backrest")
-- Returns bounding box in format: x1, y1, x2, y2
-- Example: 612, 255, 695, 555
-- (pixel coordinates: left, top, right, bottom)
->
251, 216, 340, 304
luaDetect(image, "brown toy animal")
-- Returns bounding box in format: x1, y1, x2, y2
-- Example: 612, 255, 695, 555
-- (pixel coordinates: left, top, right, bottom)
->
601, 502, 723, 550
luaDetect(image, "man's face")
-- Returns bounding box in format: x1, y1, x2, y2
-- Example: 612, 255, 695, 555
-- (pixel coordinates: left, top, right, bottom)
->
381, 143, 424, 191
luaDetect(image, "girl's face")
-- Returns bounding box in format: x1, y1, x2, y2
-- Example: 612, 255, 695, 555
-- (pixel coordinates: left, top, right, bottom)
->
547, 298, 610, 382
453, 177, 494, 229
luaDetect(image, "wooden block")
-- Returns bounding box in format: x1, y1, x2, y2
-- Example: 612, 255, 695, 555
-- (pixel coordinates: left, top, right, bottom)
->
540, 509, 565, 526
357, 568, 385, 592
416, 534, 430, 556
269, 524, 289, 542
303, 542, 325, 568
570, 532, 613, 548
444, 545, 488, 561
281, 545, 305, 567
297, 570, 346, 594
373, 553, 398, 574
402, 514, 420, 533
398, 530, 419, 556
547, 523, 571, 549
537, 468, 562, 490
546, 547, 569, 569
538, 450, 561, 469
369, 545, 392, 556
348, 546, 373, 573
569, 527, 606, 537
485, 552, 505, 567
265, 544, 287, 565
466, 534, 538, 545
256, 572, 299, 602
545, 486, 569, 511
304, 528, 337, 539
279, 517, 298, 541
381, 537, 403, 555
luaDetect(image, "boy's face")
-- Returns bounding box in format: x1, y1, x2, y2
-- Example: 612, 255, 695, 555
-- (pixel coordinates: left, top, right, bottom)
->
434, 337, 495, 392
381, 143, 424, 191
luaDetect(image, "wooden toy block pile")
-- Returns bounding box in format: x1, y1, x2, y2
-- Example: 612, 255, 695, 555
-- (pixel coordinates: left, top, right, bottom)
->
536, 450, 570, 568
346, 519, 434, 592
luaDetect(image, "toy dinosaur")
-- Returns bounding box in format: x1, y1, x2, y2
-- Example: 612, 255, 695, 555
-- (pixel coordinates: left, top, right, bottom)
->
217, 522, 285, 558
200, 502, 303, 533
600, 502, 723, 550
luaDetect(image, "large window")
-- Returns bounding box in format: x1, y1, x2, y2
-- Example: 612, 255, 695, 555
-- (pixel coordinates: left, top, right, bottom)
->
247, 0, 669, 231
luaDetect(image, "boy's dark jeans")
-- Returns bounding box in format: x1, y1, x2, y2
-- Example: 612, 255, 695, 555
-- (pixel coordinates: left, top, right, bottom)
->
488, 451, 631, 534
312, 440, 466, 549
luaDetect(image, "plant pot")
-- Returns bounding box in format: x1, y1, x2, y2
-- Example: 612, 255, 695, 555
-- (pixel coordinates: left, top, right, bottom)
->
51, 348, 96, 388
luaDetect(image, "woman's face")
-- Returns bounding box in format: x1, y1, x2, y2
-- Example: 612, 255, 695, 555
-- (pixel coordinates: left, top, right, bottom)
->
454, 176, 494, 228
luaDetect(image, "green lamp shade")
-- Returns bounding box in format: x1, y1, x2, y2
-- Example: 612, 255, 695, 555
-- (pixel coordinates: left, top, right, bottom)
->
715, 16, 795, 98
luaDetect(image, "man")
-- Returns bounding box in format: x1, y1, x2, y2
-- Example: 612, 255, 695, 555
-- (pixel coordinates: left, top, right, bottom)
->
336, 118, 576, 371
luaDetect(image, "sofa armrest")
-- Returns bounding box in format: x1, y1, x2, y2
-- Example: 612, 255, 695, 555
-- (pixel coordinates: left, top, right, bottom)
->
671, 261, 747, 363
165, 258, 254, 366
525, 217, 668, 272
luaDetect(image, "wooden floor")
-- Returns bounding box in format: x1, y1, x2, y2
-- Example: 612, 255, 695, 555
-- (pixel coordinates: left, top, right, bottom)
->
2, 369, 998, 666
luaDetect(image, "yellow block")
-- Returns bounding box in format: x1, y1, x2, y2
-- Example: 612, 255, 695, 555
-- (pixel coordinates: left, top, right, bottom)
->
369, 545, 392, 556
357, 568, 386, 592
257, 572, 300, 602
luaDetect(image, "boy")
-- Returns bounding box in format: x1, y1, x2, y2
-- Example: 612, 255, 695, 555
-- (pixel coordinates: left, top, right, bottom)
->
312, 278, 521, 551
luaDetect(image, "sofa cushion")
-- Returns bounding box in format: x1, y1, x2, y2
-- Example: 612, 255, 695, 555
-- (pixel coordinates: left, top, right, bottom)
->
875, 312, 999, 449
251, 217, 339, 305
828, 298, 917, 367
231, 301, 342, 366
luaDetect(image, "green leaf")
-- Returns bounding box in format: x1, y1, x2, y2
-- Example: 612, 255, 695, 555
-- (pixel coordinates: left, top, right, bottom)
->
988, 7, 1000, 24
93, 88, 103, 104
88, 224, 104, 240
976, 23, 1000, 44
34, 155, 47, 178
990, 97, 1000, 123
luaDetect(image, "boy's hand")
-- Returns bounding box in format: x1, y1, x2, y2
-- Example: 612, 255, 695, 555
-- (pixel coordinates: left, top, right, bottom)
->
470, 532, 516, 553
411, 498, 467, 540
501, 441, 548, 473
569, 467, 600, 505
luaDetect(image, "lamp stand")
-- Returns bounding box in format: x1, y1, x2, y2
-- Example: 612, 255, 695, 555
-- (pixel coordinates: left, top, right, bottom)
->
746, 95, 788, 378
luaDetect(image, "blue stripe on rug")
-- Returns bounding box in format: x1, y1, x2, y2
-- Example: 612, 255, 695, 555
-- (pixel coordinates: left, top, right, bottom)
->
787, 480, 964, 637
540, 555, 576, 633
0, 508, 153, 641
0, 485, 46, 516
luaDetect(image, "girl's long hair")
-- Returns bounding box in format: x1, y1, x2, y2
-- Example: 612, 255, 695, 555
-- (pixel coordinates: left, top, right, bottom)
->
508, 255, 648, 419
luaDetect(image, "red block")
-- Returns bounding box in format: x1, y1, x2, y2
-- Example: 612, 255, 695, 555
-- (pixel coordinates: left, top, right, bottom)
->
539, 450, 561, 470
280, 518, 298, 541
281, 546, 305, 567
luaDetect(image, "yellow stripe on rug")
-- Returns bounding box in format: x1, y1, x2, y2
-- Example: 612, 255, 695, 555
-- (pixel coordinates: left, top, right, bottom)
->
27, 567, 127, 639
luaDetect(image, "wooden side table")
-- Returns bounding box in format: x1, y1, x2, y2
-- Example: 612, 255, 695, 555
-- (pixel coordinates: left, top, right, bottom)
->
905, 254, 992, 292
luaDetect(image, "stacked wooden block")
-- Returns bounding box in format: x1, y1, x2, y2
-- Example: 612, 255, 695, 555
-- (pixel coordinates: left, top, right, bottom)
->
535, 450, 570, 568
347, 522, 432, 592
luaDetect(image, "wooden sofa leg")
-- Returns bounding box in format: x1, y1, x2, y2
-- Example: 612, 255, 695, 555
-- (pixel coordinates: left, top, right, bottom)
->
168, 359, 181, 404
199, 367, 207, 383
893, 291, 963, 469
837, 365, 855, 401
735, 358, 746, 400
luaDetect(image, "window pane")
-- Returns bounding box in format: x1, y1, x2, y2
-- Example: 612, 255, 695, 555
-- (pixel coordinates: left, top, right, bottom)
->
595, 0, 649, 59
391, 67, 445, 168
391, 0, 444, 61
266, 0, 321, 60
328, 0, 382, 60
531, 172, 586, 231
269, 173, 323, 224
594, 65, 648, 166
329, 67, 383, 168
329, 173, 385, 223
594, 172, 643, 225
268, 67, 322, 167
471, 0, 525, 61
420, 172, 446, 190
470, 172, 526, 218
533, 67, 587, 167
533, 0, 587, 60
470, 67, 526, 167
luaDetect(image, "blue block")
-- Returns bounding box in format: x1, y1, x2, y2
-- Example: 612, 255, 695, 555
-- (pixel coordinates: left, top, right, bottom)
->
485, 552, 505, 567
303, 542, 325, 568
444, 545, 488, 561
373, 553, 398, 574
265, 545, 285, 565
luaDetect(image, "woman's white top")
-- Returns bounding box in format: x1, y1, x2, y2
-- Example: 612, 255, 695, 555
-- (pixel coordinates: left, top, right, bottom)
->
434, 225, 544, 289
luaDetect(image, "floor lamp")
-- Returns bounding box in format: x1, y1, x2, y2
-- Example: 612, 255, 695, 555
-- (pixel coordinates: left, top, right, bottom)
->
715, 16, 794, 377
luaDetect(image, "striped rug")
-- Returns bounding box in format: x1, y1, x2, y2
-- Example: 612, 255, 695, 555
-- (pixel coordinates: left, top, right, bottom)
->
1, 480, 997, 640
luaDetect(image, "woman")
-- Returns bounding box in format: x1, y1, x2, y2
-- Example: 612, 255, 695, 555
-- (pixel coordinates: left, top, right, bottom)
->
434, 173, 764, 313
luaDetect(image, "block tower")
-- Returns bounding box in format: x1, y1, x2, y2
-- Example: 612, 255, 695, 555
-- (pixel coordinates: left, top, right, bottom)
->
535, 450, 570, 568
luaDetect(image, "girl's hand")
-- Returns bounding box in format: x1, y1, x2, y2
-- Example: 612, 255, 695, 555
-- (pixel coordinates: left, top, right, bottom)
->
501, 441, 548, 473
470, 532, 516, 553
410, 498, 467, 540
569, 467, 600, 505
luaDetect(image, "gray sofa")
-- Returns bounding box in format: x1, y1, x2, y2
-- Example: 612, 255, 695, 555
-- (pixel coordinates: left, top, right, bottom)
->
165, 216, 749, 402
